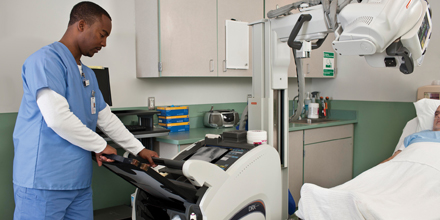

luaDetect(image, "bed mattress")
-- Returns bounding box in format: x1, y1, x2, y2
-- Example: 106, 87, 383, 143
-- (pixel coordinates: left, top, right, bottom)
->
295, 141, 440, 220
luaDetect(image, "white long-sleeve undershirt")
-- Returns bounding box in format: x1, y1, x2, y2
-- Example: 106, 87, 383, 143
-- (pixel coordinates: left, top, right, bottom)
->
36, 88, 145, 155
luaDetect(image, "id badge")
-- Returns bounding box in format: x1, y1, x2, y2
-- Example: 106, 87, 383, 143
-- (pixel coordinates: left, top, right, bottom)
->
91, 97, 96, 114
91, 90, 96, 114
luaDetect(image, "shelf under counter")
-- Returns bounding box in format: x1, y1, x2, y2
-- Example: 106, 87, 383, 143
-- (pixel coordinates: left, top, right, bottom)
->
101, 126, 170, 142
155, 127, 236, 145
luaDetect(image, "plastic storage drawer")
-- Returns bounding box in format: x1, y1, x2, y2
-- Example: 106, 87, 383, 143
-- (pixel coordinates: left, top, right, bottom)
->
159, 122, 190, 132
157, 106, 189, 116
158, 115, 189, 124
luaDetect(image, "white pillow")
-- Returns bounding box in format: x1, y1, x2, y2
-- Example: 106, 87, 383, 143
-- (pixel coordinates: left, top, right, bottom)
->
414, 98, 440, 131
394, 117, 418, 153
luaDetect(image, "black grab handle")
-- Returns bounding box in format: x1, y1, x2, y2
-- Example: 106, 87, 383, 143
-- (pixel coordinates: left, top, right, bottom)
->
102, 154, 185, 170
152, 158, 185, 170
287, 14, 312, 50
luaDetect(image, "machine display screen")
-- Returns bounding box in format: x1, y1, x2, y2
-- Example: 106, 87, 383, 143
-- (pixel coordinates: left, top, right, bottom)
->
186, 145, 249, 171
188, 146, 228, 162
418, 13, 430, 50
215, 148, 248, 170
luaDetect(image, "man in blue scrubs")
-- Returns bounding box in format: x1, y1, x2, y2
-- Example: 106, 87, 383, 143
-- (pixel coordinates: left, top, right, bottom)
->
13, 2, 158, 219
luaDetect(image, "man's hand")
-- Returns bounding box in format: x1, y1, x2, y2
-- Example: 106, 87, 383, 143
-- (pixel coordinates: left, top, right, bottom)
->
138, 149, 159, 167
96, 145, 117, 166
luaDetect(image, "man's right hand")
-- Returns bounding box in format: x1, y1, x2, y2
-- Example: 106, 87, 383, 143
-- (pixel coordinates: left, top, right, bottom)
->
96, 145, 117, 166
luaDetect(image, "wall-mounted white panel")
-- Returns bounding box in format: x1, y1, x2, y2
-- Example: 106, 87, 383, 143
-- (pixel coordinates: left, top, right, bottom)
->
226, 20, 249, 69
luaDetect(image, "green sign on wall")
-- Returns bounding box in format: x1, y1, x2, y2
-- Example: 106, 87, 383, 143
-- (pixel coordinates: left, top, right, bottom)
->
323, 52, 335, 76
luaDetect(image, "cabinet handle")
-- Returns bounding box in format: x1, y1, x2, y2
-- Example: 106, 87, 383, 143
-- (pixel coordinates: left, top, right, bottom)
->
307, 63, 310, 74
209, 59, 214, 72
223, 60, 227, 72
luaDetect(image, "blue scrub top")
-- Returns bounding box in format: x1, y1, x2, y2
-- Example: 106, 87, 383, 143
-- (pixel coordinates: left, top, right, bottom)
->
13, 42, 107, 190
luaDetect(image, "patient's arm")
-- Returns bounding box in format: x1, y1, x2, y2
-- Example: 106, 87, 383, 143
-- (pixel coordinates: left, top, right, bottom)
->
380, 150, 402, 164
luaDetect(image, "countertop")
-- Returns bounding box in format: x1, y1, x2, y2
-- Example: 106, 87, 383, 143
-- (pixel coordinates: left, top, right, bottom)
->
288, 119, 357, 131
156, 110, 357, 145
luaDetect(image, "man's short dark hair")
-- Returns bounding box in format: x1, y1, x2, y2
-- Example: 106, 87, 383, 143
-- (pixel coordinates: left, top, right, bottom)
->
68, 1, 111, 26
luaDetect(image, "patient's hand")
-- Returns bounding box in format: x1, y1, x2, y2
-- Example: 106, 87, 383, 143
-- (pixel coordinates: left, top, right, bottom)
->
380, 150, 402, 164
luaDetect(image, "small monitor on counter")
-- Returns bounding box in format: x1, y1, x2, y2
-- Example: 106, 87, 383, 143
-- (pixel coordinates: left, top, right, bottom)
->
91, 67, 112, 106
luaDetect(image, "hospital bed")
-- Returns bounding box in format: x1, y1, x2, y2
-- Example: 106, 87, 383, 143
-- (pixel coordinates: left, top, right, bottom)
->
295, 99, 440, 220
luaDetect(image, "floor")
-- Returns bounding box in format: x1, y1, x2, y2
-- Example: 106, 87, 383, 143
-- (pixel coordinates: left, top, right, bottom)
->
95, 204, 301, 220
93, 205, 132, 220
289, 214, 300, 220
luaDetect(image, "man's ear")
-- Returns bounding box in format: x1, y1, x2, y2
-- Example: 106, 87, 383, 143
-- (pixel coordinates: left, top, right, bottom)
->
77, 19, 86, 32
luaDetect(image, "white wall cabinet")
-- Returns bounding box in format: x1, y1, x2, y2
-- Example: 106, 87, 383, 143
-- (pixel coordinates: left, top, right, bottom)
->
135, 0, 159, 78
159, 0, 218, 77
136, 0, 263, 78
135, 0, 334, 78
135, 0, 217, 77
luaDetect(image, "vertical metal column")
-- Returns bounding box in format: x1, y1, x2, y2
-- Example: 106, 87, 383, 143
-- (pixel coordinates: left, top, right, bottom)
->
249, 19, 289, 220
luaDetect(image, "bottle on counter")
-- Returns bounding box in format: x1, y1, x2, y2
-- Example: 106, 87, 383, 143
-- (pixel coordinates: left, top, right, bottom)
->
304, 92, 311, 118
319, 96, 324, 118
311, 91, 320, 103
325, 97, 330, 118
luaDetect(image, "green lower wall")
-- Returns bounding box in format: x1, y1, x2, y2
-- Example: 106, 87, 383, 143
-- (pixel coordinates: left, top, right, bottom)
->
329, 100, 416, 176
0, 100, 416, 219
0, 113, 16, 220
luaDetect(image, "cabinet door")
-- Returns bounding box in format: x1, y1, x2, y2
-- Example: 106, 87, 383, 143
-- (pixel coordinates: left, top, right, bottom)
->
302, 33, 337, 78
305, 124, 353, 145
159, 0, 217, 76
303, 138, 353, 188
289, 131, 303, 207
179, 144, 192, 152
217, 0, 263, 77
135, 0, 160, 78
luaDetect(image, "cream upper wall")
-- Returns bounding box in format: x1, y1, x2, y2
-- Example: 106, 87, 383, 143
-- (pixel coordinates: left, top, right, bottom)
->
0, 0, 142, 113
0, 0, 269, 113
311, 1, 439, 102
2, 0, 437, 113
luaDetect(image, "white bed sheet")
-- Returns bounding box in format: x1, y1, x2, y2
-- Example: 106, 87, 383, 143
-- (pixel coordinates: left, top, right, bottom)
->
295, 141, 440, 220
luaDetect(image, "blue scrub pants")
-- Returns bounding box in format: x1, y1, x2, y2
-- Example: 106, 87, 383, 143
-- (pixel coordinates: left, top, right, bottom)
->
13, 184, 93, 220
